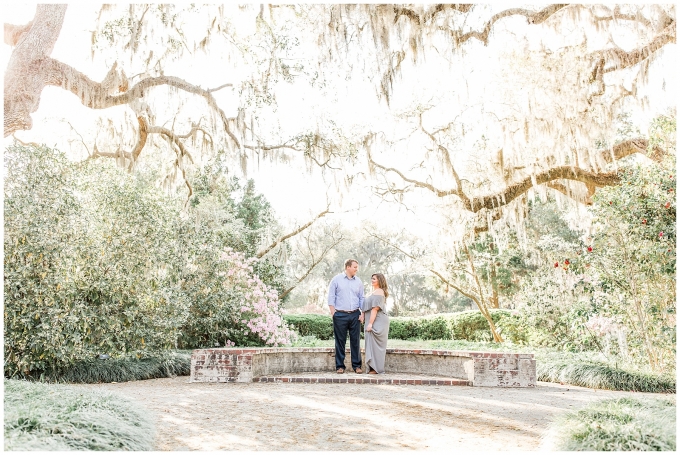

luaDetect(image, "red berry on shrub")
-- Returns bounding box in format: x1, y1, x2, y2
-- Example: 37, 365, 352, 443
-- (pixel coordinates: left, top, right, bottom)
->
659, 232, 664, 237
666, 202, 671, 208
554, 262, 559, 268
587, 246, 593, 252
564, 259, 570, 265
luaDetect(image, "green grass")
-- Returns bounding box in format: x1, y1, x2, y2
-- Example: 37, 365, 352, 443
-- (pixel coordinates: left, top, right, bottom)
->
36, 350, 192, 384
546, 397, 676, 451
4, 379, 155, 451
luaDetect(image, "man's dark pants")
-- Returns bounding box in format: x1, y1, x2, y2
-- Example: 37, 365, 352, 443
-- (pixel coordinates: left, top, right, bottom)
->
333, 310, 362, 370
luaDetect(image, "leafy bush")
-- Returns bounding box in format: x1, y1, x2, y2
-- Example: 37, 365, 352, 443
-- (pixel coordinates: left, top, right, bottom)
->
545, 397, 676, 451
4, 145, 185, 378
4, 379, 155, 451
179, 248, 296, 348
283, 314, 334, 340
515, 115, 676, 371
4, 144, 294, 380
284, 310, 518, 342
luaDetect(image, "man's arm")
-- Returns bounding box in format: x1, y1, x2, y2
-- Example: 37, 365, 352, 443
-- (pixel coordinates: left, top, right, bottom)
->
357, 281, 365, 323
327, 277, 337, 317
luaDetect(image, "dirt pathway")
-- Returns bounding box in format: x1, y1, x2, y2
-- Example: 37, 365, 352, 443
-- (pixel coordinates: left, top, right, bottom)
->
75, 376, 667, 451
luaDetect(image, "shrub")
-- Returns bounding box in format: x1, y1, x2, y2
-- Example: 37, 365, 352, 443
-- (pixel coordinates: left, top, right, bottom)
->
283, 314, 334, 340
4, 379, 155, 451
178, 248, 296, 348
389, 310, 517, 342
4, 144, 295, 379
4, 145, 185, 378
545, 397, 676, 451
284, 310, 518, 342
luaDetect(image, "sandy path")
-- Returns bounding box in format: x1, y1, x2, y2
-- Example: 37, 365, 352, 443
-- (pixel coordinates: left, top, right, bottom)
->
75, 376, 668, 451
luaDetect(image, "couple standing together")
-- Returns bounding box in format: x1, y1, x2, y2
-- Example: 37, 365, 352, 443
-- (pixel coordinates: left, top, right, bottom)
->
327, 259, 390, 374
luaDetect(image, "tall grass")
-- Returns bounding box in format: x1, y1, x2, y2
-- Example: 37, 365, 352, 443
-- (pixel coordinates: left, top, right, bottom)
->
4, 379, 155, 451
36, 350, 192, 384
534, 352, 676, 393
545, 397, 676, 451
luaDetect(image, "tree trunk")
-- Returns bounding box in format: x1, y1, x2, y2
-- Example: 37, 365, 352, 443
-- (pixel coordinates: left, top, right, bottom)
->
4, 4, 67, 137
489, 260, 500, 308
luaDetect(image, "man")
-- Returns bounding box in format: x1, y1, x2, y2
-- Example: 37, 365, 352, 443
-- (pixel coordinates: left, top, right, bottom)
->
327, 259, 365, 374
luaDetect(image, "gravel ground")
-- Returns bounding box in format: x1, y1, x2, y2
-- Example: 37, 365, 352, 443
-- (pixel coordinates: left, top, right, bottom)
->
73, 375, 670, 451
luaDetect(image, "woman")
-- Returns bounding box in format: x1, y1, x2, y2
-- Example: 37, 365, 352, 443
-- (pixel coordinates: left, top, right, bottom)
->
362, 273, 390, 374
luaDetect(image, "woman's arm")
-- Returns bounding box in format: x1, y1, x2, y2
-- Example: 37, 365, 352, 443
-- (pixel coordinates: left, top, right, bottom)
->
366, 307, 379, 331
369, 307, 379, 325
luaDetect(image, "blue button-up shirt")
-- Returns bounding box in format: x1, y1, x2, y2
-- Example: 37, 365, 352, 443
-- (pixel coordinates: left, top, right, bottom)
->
327, 273, 364, 311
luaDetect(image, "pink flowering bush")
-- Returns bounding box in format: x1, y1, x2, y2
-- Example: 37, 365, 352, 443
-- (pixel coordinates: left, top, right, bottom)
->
178, 247, 295, 348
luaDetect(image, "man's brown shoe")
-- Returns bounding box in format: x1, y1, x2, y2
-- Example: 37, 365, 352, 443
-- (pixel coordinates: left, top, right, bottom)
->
354, 367, 363, 374
336, 368, 345, 374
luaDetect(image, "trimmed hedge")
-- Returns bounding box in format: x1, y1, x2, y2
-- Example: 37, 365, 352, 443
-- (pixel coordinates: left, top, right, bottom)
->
283, 314, 335, 340
284, 310, 522, 342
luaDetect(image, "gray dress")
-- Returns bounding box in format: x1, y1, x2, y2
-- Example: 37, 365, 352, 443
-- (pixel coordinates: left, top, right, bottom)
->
362, 294, 390, 374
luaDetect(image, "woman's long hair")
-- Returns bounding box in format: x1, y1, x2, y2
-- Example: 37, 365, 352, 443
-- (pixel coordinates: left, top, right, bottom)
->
372, 273, 389, 298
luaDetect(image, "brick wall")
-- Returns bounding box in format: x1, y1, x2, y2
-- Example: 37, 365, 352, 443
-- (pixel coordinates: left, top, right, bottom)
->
190, 347, 536, 387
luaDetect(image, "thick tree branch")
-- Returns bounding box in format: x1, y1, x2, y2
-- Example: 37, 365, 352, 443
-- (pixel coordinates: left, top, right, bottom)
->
4, 4, 66, 136
598, 21, 675, 73
256, 208, 331, 259
444, 4, 569, 46
131, 116, 148, 164
592, 6, 653, 29
368, 138, 660, 213
147, 125, 197, 165
4, 21, 34, 46
41, 58, 240, 148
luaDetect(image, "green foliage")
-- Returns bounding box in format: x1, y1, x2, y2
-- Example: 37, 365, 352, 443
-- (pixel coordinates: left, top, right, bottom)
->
586, 145, 676, 369
547, 397, 676, 451
41, 351, 191, 384
389, 310, 524, 342
283, 314, 334, 340
290, 335, 328, 347
469, 233, 536, 305
515, 268, 605, 352
5, 145, 185, 378
388, 315, 448, 340
446, 310, 513, 342
4, 145, 293, 379
284, 310, 520, 342
189, 172, 287, 296
513, 115, 676, 371
4, 379, 155, 451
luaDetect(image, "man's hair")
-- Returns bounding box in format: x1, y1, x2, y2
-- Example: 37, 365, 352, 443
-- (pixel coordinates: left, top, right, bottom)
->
344, 258, 358, 269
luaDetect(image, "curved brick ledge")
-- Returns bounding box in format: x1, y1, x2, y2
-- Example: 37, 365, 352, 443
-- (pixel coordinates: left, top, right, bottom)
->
190, 347, 536, 387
